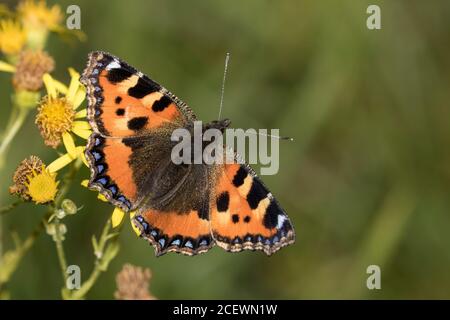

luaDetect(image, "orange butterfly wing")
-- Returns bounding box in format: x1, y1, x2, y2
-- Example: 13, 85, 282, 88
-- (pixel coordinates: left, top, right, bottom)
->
134, 209, 214, 256
82, 51, 192, 137
210, 163, 295, 255
82, 52, 194, 210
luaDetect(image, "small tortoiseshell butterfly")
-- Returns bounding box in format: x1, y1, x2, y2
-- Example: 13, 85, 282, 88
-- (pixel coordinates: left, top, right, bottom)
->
81, 51, 295, 256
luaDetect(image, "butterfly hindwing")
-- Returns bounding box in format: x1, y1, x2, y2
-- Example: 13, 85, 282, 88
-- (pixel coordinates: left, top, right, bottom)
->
133, 209, 214, 256
130, 159, 214, 256
210, 163, 295, 255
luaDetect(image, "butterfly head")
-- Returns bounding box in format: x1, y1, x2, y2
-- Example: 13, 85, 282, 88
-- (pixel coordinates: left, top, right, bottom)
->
204, 118, 231, 133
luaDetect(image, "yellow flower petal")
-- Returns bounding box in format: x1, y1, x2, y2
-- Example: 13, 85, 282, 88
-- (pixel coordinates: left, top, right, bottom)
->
75, 145, 86, 159
79, 148, 89, 167
0, 60, 16, 72
72, 87, 86, 109
129, 211, 141, 236
53, 79, 68, 95
97, 194, 107, 201
43, 73, 56, 98
81, 179, 89, 187
72, 121, 91, 131
72, 127, 92, 140
112, 207, 125, 228
62, 132, 77, 158
66, 68, 80, 102
47, 153, 75, 173
75, 109, 87, 119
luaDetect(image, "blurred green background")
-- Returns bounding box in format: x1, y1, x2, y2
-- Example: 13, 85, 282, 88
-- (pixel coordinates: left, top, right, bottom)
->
1, 0, 450, 299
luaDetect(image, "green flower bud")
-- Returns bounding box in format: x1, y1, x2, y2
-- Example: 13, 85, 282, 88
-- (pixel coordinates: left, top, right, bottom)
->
46, 223, 56, 236
55, 209, 66, 220
61, 199, 77, 215
13, 90, 41, 110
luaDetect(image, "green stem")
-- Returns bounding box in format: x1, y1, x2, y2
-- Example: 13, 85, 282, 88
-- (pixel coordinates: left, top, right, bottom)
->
54, 218, 68, 283
68, 219, 121, 300
49, 158, 82, 289
69, 265, 102, 300
0, 211, 52, 289
0, 107, 28, 167
0, 105, 26, 261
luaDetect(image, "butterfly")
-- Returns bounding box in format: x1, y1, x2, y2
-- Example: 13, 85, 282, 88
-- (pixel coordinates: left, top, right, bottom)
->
80, 51, 295, 256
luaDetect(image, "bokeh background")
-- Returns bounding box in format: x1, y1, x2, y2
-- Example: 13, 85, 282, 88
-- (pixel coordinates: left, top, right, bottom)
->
1, 0, 450, 299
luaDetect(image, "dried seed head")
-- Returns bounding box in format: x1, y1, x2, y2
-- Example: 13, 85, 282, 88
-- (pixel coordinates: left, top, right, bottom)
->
9, 155, 43, 200
114, 264, 155, 300
9, 155, 59, 203
13, 49, 54, 91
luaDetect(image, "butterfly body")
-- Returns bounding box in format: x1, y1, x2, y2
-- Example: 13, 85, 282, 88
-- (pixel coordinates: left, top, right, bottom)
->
81, 51, 295, 256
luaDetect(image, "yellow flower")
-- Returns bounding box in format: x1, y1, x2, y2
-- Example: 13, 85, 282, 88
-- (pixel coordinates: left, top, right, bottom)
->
17, 0, 63, 49
0, 19, 26, 56
34, 68, 91, 176
36, 68, 90, 150
9, 155, 59, 204
27, 167, 59, 203
17, 0, 63, 30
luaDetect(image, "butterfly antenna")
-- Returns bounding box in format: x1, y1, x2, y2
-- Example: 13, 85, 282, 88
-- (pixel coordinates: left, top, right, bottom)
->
246, 131, 294, 141
258, 132, 294, 141
218, 52, 230, 120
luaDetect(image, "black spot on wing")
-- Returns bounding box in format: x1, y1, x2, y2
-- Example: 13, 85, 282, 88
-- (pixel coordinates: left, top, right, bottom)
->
244, 215, 251, 223
115, 108, 125, 116
115, 96, 122, 104
232, 166, 247, 187
216, 192, 229, 212
263, 200, 280, 229
152, 95, 172, 112
128, 77, 159, 99
127, 117, 148, 131
194, 197, 209, 221
106, 68, 132, 84
231, 214, 239, 223
247, 180, 269, 209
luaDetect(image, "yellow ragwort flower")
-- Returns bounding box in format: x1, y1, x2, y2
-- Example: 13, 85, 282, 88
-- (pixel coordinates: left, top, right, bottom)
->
0, 19, 27, 56
36, 68, 90, 151
17, 0, 63, 49
9, 155, 59, 204
17, 0, 63, 30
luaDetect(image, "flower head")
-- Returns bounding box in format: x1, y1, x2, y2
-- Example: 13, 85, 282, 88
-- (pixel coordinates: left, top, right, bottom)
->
36, 96, 75, 148
36, 68, 89, 149
9, 155, 59, 204
17, 0, 63, 30
17, 0, 63, 49
13, 49, 54, 91
114, 264, 155, 300
0, 19, 26, 56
